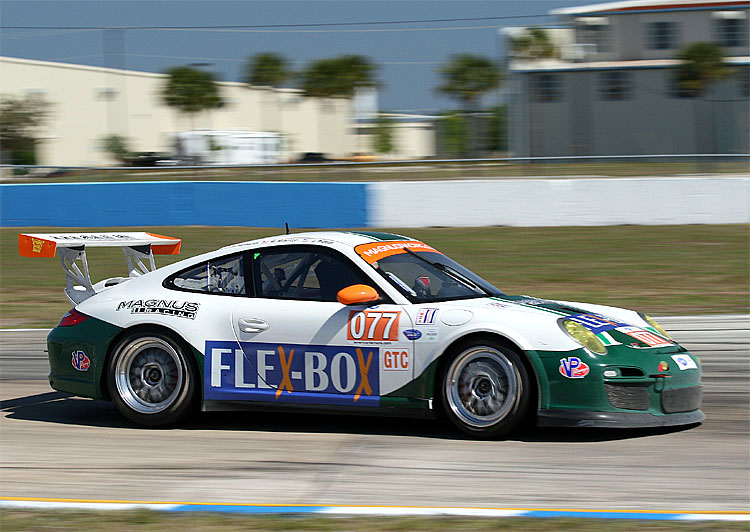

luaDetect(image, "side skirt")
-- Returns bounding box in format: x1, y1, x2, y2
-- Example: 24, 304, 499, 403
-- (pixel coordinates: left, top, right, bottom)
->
203, 399, 436, 419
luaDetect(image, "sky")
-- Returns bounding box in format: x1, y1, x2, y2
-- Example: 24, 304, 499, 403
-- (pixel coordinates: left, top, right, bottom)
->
0, 0, 587, 112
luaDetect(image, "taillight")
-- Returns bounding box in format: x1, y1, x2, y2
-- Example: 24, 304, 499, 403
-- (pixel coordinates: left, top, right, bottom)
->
58, 308, 89, 327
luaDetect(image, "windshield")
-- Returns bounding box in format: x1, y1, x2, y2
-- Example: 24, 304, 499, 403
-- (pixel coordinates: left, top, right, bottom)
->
354, 241, 505, 303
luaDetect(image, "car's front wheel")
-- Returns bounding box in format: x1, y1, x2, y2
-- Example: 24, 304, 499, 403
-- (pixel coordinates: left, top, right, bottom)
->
440, 339, 532, 438
108, 330, 197, 427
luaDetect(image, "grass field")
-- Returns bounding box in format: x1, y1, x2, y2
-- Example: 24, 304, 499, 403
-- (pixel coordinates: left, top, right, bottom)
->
1, 509, 747, 532
1, 224, 748, 328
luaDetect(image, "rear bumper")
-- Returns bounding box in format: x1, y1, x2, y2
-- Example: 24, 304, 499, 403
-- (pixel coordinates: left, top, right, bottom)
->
537, 408, 705, 428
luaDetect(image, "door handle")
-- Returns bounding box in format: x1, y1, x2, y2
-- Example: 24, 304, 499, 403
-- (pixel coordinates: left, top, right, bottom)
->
238, 318, 269, 333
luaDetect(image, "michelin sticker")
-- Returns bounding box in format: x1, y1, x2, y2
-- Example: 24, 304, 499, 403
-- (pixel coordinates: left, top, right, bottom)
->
671, 354, 698, 370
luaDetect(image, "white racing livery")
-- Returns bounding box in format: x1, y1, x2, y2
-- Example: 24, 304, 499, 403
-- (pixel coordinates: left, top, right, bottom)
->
22, 230, 704, 438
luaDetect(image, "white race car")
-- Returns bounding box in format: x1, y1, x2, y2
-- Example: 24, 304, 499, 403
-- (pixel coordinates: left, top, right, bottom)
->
20, 230, 704, 437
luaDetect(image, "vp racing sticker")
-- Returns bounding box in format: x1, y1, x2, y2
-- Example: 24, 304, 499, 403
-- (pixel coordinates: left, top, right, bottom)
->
559, 357, 590, 379
71, 350, 90, 371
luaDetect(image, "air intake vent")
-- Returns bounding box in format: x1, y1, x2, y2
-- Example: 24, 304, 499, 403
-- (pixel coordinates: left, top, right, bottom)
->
605, 383, 649, 411
662, 386, 703, 413
619, 367, 645, 377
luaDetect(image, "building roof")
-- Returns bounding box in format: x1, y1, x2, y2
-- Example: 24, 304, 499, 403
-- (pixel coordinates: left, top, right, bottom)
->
511, 55, 749, 72
551, 0, 749, 16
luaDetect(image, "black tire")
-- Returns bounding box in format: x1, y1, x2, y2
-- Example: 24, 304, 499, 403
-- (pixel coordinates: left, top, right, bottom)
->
439, 338, 532, 438
108, 330, 198, 427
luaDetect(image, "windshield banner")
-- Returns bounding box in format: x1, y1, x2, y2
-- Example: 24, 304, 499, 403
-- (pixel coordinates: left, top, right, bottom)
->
355, 240, 440, 264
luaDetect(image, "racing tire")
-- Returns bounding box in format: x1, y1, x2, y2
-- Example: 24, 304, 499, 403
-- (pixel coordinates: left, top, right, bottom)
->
108, 330, 198, 427
439, 339, 532, 438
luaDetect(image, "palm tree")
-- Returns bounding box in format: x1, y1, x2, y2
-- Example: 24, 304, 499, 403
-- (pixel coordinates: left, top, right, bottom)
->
243, 52, 291, 87
676, 42, 731, 153
438, 54, 500, 156
510, 27, 557, 61
676, 42, 731, 97
161, 66, 224, 131
243, 52, 292, 132
297, 55, 379, 154
438, 54, 500, 111
298, 55, 378, 98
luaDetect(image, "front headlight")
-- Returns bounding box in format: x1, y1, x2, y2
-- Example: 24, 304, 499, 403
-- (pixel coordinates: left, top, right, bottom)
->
560, 319, 607, 355
639, 313, 672, 340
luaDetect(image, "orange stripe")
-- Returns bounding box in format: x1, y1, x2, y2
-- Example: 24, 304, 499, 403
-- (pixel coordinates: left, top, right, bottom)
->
355, 240, 440, 264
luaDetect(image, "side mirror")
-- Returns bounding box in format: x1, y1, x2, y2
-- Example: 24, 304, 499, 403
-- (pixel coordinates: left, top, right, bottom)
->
337, 284, 380, 305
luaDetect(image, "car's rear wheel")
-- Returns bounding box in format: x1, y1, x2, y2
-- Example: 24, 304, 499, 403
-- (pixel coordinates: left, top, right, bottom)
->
440, 339, 532, 438
108, 330, 197, 427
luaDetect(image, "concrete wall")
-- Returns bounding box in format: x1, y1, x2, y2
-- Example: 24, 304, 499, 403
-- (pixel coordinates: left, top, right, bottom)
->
0, 181, 368, 228
370, 177, 749, 227
1, 177, 747, 228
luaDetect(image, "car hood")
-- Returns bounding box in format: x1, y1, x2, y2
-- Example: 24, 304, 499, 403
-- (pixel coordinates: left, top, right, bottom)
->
428, 295, 668, 353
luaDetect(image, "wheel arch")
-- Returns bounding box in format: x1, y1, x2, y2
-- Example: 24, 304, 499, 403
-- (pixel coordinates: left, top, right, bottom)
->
434, 331, 542, 415
100, 323, 202, 402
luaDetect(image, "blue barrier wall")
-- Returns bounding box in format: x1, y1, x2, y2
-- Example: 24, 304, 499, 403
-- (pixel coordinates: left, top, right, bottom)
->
0, 181, 369, 228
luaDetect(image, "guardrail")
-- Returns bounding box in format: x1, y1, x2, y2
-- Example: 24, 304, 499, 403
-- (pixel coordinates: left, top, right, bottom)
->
2, 153, 749, 173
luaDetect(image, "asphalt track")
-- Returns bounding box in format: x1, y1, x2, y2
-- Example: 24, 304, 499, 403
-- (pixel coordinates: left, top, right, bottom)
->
1, 315, 748, 513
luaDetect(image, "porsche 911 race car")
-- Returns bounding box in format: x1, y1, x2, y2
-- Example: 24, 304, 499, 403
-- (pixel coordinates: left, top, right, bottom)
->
19, 230, 704, 437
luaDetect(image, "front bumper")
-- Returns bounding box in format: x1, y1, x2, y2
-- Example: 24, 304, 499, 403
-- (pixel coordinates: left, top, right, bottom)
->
537, 408, 705, 428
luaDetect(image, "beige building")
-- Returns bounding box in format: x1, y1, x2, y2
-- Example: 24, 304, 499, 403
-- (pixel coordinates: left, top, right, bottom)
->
353, 113, 438, 161
0, 56, 360, 166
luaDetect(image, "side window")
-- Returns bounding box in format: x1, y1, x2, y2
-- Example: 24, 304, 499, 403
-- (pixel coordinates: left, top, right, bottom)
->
254, 247, 368, 302
647, 21, 678, 50
170, 254, 246, 295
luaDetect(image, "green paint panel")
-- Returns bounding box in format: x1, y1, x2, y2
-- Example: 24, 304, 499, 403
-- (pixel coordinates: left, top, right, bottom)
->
47, 316, 123, 400
536, 343, 702, 416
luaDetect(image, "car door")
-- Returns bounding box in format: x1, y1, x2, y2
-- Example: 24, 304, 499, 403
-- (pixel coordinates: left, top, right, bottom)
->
204, 245, 415, 408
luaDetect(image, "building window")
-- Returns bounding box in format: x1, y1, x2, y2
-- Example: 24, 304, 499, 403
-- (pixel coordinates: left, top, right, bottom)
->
715, 16, 747, 48
531, 73, 563, 102
576, 17, 610, 53
96, 88, 118, 101
740, 67, 750, 98
599, 71, 632, 100
647, 22, 679, 50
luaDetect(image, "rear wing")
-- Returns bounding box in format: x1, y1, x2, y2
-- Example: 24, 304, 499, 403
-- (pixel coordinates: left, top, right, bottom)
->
19, 232, 181, 305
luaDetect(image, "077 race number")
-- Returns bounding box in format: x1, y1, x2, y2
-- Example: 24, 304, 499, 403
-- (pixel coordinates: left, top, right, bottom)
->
348, 311, 400, 342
